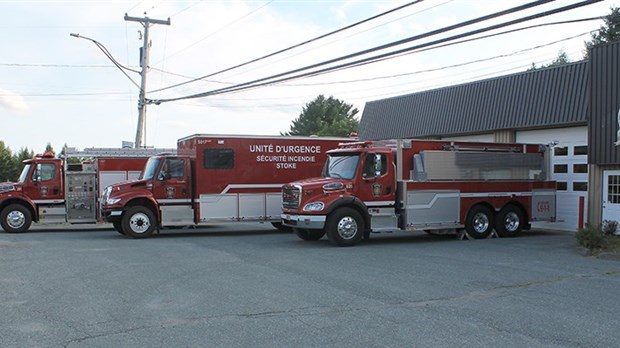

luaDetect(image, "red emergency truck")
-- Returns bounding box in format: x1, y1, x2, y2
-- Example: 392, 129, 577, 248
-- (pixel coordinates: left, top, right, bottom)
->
0, 147, 174, 233
281, 139, 557, 246
100, 134, 350, 238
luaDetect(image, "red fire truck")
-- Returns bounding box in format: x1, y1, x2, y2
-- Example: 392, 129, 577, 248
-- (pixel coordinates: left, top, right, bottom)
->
0, 147, 174, 233
100, 134, 350, 238
281, 139, 557, 246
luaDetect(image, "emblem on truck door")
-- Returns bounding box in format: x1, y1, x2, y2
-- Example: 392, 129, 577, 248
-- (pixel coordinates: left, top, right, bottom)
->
372, 182, 382, 197
165, 186, 176, 198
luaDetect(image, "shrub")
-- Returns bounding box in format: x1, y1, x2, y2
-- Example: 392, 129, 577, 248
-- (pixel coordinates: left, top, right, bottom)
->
601, 220, 618, 236
575, 225, 606, 252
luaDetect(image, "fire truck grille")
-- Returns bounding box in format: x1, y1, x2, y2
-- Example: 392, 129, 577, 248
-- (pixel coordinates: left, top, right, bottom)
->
282, 186, 300, 210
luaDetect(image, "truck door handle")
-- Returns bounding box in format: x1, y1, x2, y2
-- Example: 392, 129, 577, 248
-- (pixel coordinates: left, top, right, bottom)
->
53, 187, 59, 194
386, 185, 392, 194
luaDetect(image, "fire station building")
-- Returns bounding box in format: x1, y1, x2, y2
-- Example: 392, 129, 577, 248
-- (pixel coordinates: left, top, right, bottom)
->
358, 41, 620, 232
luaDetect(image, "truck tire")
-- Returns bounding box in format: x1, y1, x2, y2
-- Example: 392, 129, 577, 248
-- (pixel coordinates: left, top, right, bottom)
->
112, 221, 124, 235
326, 208, 364, 247
465, 205, 494, 239
495, 205, 524, 237
294, 228, 325, 241
0, 204, 32, 233
122, 206, 156, 239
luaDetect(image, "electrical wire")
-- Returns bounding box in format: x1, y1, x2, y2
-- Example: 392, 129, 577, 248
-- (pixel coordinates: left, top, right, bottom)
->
151, 0, 567, 103
149, 0, 426, 93
158, 0, 276, 63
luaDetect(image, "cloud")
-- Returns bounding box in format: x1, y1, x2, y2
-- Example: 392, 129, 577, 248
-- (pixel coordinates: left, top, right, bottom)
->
0, 89, 30, 114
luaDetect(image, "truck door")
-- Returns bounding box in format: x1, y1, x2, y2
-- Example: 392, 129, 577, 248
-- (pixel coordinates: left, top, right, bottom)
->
356, 151, 395, 204
24, 161, 64, 203
153, 157, 194, 225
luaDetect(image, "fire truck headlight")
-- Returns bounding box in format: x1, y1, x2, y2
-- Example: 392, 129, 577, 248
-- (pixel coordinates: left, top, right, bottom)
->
303, 202, 324, 212
106, 197, 121, 205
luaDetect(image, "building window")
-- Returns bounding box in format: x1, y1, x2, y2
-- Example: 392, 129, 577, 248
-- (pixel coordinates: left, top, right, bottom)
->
573, 164, 588, 174
573, 182, 588, 192
609, 175, 620, 203
204, 148, 234, 169
556, 181, 567, 191
554, 164, 568, 173
554, 147, 568, 156
574, 145, 588, 155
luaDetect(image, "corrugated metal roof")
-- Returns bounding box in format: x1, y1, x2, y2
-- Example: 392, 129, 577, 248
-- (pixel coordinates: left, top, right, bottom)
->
359, 61, 589, 140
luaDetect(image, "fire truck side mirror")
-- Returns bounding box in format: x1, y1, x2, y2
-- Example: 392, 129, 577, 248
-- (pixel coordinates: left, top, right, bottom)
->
33, 163, 42, 183
158, 171, 170, 181
374, 154, 382, 177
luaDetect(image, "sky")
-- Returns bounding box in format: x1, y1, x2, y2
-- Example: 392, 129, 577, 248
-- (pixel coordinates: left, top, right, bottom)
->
0, 0, 617, 153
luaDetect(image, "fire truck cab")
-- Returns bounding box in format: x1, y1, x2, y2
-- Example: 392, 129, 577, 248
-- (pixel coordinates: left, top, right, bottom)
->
281, 139, 557, 246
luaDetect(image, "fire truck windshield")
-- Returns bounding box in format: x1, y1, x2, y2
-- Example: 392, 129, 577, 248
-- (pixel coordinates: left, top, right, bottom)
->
323, 153, 360, 180
139, 158, 161, 180
18, 164, 31, 183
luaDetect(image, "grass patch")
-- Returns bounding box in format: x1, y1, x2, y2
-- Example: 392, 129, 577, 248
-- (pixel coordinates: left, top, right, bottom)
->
576, 223, 620, 255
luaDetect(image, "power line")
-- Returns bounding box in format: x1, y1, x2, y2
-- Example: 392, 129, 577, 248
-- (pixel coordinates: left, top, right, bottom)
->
151, 0, 566, 103
149, 0, 425, 93
220, 0, 456, 82
158, 0, 275, 63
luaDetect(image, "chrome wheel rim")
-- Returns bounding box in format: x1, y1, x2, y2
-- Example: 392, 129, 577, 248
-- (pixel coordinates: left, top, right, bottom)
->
7, 210, 25, 229
473, 212, 489, 234
337, 216, 358, 240
129, 212, 151, 233
503, 212, 520, 232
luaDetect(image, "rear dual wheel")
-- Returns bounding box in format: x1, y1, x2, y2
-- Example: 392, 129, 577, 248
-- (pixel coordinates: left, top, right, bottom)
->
465, 204, 525, 239
495, 205, 524, 237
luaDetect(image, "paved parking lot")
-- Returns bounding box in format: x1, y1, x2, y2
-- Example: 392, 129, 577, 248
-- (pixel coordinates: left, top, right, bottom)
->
1, 224, 619, 347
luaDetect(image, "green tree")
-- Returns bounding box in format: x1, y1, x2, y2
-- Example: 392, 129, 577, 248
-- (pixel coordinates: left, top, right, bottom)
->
528, 50, 571, 71
0, 141, 17, 182
12, 147, 34, 180
283, 95, 359, 137
585, 6, 620, 56
44, 142, 55, 155
59, 143, 81, 164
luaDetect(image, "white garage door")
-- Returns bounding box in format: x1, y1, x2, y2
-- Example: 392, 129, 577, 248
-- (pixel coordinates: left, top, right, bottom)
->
517, 126, 588, 232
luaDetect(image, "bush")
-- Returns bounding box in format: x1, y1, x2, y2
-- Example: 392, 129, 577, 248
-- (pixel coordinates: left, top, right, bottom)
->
575, 226, 606, 252
601, 220, 618, 236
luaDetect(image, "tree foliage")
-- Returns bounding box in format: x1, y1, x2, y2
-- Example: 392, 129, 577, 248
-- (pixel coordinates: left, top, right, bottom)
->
584, 7, 620, 57
528, 50, 570, 71
283, 95, 359, 137
0, 140, 38, 182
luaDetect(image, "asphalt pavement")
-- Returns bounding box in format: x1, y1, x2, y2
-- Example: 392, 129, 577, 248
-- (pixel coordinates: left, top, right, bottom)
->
1, 224, 619, 347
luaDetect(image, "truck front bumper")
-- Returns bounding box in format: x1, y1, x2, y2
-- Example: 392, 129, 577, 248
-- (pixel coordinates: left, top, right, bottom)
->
101, 209, 123, 223
281, 213, 326, 230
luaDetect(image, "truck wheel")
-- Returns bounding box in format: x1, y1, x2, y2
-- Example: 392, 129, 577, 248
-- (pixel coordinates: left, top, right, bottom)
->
495, 205, 524, 237
112, 221, 124, 235
465, 205, 494, 239
122, 207, 156, 239
294, 228, 325, 241
326, 208, 364, 247
0, 204, 32, 233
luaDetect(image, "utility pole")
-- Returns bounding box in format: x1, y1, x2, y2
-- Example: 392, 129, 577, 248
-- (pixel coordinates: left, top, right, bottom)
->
124, 13, 170, 148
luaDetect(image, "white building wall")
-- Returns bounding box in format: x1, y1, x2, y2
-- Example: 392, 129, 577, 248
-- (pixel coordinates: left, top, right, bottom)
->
516, 126, 588, 232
